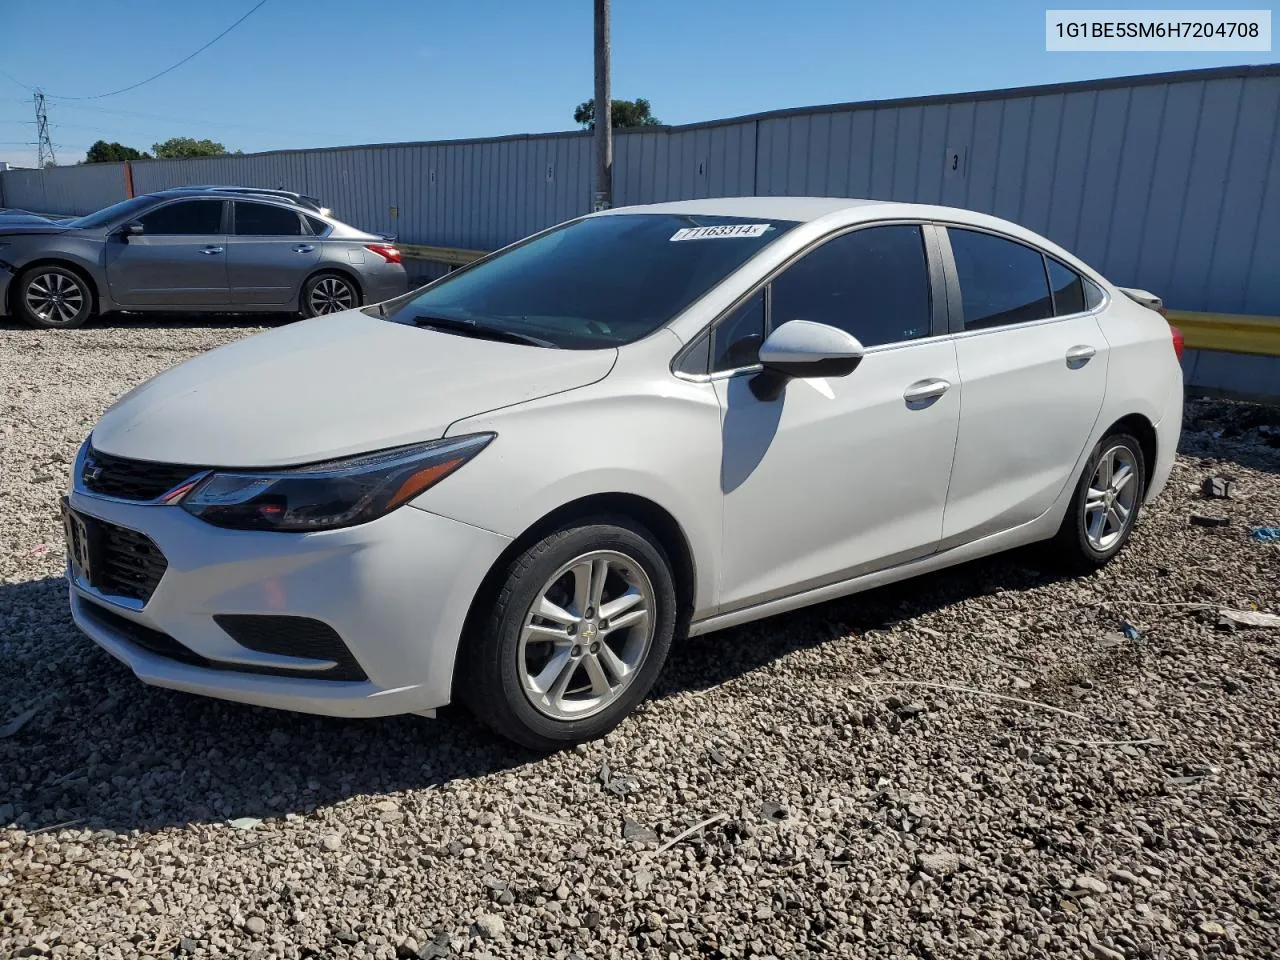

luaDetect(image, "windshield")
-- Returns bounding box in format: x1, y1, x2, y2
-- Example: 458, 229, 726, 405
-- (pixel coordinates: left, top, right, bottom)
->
69, 195, 156, 229
384, 213, 798, 348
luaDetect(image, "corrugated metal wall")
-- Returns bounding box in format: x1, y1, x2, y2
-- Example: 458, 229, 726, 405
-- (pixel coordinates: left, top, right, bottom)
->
0, 161, 127, 214
2, 65, 1276, 322
125, 134, 594, 250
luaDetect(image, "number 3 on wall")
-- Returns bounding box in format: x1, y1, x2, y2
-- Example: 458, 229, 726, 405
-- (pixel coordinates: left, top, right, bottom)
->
945, 145, 966, 180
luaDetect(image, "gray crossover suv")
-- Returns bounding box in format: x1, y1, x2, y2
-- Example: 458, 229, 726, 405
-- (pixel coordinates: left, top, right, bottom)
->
0, 186, 408, 328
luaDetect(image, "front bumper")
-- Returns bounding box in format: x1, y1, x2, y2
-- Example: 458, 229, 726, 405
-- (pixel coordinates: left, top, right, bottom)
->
66, 489, 510, 718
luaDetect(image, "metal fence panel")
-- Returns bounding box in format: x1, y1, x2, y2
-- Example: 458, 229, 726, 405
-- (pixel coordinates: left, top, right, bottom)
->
0, 162, 126, 214
3, 64, 1278, 320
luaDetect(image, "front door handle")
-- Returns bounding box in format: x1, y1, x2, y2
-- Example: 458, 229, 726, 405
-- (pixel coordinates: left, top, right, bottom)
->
1066, 344, 1096, 368
199, 246, 223, 255
292, 244, 315, 253
903, 378, 951, 408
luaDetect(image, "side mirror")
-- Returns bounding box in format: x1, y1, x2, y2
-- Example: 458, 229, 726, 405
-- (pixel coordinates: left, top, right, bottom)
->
751, 320, 864, 401
122, 221, 144, 240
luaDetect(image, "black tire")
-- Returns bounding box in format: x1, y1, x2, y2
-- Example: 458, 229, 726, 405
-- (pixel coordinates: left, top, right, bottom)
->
300, 272, 361, 318
14, 265, 94, 329
1047, 432, 1146, 573
459, 517, 678, 751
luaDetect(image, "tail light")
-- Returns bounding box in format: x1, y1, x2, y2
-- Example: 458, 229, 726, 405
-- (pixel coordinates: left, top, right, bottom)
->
365, 244, 401, 265
1169, 324, 1185, 362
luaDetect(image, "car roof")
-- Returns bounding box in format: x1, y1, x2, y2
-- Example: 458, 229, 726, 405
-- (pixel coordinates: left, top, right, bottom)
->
600, 196, 887, 222
597, 195, 1093, 269
151, 186, 326, 213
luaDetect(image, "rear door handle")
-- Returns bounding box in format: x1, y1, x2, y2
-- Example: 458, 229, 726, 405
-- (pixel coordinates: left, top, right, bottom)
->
903, 378, 951, 408
199, 246, 223, 255
292, 244, 315, 253
1066, 344, 1096, 368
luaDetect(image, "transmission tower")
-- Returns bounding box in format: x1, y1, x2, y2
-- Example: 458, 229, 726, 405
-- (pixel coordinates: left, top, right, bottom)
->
34, 90, 56, 168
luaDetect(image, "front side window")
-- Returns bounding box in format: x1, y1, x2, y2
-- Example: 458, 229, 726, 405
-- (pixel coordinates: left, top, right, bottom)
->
949, 228, 1053, 330
384, 214, 798, 349
711, 291, 766, 371
235, 202, 304, 236
138, 200, 223, 236
769, 224, 932, 347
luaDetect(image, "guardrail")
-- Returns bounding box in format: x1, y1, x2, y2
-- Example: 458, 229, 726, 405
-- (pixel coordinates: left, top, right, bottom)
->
1164, 310, 1280, 358
398, 243, 487, 268
397, 243, 1280, 359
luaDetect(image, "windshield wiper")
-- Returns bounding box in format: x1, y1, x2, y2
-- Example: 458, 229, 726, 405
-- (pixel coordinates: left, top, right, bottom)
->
410, 315, 555, 348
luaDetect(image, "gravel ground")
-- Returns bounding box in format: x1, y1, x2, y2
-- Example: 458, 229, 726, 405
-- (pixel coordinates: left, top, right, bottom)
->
2, 317, 1278, 960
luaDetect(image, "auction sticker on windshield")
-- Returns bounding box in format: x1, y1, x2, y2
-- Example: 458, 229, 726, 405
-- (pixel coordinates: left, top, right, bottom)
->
670, 223, 772, 241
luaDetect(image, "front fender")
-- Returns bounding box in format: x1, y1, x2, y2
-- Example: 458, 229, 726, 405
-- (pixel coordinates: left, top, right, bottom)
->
413, 358, 725, 617
6, 237, 113, 310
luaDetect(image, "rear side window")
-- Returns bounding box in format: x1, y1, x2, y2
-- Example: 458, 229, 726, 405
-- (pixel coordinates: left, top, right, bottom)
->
1084, 278, 1105, 309
139, 200, 223, 236
1047, 259, 1086, 315
949, 228, 1053, 330
769, 225, 932, 347
305, 215, 330, 236
234, 202, 304, 236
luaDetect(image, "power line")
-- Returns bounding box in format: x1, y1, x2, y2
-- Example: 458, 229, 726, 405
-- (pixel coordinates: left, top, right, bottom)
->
1, 69, 35, 93
38, 0, 269, 102
54, 102, 358, 139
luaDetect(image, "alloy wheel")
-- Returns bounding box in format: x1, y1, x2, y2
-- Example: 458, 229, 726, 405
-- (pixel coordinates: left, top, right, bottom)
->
24, 271, 85, 325
1084, 444, 1139, 551
518, 550, 656, 721
308, 277, 355, 315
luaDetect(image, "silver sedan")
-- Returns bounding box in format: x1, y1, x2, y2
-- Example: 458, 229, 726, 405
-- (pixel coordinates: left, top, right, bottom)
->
0, 186, 408, 329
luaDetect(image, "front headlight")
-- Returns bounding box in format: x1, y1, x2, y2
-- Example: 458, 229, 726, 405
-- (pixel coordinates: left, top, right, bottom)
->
180, 433, 494, 531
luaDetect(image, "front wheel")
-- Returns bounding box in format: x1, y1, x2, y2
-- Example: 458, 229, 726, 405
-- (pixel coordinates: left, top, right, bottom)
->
15, 266, 94, 329
459, 518, 677, 750
300, 272, 360, 318
1048, 432, 1146, 572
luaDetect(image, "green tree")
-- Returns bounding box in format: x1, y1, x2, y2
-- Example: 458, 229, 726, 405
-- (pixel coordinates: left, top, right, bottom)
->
574, 97, 661, 129
151, 137, 233, 159
84, 140, 150, 163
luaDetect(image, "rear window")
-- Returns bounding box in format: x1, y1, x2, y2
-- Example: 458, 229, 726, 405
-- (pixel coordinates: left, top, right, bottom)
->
384, 214, 798, 349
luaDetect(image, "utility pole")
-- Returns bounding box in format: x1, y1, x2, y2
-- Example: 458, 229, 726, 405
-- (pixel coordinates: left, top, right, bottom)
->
34, 90, 56, 168
592, 0, 612, 211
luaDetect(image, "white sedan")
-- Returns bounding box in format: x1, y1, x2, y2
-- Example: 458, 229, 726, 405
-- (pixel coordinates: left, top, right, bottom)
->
64, 197, 1184, 749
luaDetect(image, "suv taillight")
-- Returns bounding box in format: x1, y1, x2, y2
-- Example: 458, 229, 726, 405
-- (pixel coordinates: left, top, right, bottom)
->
365, 244, 401, 265
1169, 324, 1185, 362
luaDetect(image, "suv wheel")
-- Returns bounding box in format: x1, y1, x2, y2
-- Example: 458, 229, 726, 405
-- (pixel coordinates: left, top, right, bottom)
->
459, 518, 677, 750
16, 266, 94, 329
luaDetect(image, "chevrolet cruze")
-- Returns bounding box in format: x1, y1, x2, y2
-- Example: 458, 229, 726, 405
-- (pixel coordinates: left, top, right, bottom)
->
64, 197, 1184, 749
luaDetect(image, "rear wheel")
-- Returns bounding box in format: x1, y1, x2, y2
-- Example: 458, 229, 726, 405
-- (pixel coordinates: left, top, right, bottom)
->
1048, 432, 1145, 572
459, 518, 677, 750
16, 265, 94, 329
300, 272, 360, 318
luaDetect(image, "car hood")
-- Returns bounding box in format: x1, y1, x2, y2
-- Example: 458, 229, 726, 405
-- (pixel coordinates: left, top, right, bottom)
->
0, 220, 73, 235
91, 311, 618, 467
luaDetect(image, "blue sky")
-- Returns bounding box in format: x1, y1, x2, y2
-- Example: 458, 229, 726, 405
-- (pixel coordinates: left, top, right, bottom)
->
0, 0, 1273, 168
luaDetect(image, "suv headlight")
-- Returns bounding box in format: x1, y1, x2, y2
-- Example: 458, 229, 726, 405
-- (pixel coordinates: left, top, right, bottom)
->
180, 434, 494, 531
